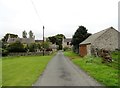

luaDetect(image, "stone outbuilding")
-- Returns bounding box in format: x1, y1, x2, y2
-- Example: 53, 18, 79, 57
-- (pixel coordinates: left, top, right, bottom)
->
79, 27, 120, 57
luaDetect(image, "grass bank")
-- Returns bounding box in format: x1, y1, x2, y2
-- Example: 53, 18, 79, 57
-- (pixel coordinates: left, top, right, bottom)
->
64, 51, 118, 86
2, 53, 55, 86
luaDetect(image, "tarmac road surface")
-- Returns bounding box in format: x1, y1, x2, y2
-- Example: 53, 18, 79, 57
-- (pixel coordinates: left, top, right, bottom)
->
33, 51, 102, 86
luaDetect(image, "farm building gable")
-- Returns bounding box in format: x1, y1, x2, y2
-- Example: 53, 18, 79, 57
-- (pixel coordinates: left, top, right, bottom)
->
80, 27, 108, 45
79, 27, 120, 56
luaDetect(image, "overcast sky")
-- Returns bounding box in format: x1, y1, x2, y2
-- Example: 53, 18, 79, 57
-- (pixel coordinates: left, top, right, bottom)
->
0, 0, 119, 40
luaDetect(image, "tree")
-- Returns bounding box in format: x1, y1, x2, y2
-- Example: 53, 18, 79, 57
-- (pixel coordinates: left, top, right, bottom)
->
29, 30, 34, 38
48, 36, 56, 44
22, 30, 27, 38
56, 34, 66, 50
71, 26, 91, 53
2, 33, 18, 43
56, 34, 66, 39
48, 34, 66, 50
7, 41, 26, 52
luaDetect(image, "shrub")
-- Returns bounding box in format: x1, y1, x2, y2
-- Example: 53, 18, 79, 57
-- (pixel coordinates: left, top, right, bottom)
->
1, 48, 9, 56
63, 47, 70, 51
28, 43, 43, 52
7, 41, 26, 52
28, 43, 38, 52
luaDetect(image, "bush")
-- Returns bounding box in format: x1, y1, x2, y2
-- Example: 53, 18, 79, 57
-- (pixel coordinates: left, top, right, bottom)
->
7, 41, 26, 52
72, 46, 79, 54
63, 47, 70, 51
28, 43, 39, 52
1, 48, 9, 56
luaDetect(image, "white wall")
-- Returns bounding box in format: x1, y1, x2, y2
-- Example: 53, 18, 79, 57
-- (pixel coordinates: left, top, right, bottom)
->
87, 44, 91, 55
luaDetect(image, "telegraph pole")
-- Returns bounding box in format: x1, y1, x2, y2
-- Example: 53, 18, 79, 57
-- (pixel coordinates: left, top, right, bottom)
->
43, 26, 45, 56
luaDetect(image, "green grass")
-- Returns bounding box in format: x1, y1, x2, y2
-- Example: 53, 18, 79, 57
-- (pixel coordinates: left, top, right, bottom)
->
2, 54, 55, 86
109, 51, 120, 69
111, 51, 120, 60
64, 51, 118, 86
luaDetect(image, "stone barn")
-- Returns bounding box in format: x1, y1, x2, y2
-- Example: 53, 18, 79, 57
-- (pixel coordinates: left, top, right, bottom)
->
79, 27, 120, 57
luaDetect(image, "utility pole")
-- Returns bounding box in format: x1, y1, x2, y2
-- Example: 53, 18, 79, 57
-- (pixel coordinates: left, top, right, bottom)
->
43, 26, 45, 56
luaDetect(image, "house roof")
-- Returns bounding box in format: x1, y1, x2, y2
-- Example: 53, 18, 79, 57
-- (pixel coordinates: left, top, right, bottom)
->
7, 37, 35, 44
64, 38, 72, 42
80, 27, 118, 45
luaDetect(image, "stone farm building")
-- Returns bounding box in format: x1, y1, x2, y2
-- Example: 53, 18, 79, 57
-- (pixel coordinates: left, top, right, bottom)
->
79, 27, 120, 57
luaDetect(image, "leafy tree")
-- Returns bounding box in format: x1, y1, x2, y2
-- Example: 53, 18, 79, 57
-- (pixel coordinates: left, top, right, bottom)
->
48, 34, 65, 50
55, 34, 65, 50
2, 33, 18, 43
48, 36, 56, 44
22, 30, 27, 38
29, 30, 34, 38
7, 41, 26, 52
56, 34, 66, 39
71, 26, 91, 53
56, 37, 62, 50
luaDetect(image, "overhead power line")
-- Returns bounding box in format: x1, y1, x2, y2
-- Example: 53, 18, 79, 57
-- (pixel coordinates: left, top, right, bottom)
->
30, 0, 45, 56
30, 0, 43, 25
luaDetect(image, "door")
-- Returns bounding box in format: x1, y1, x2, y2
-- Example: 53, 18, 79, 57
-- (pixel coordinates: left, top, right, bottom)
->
79, 45, 87, 57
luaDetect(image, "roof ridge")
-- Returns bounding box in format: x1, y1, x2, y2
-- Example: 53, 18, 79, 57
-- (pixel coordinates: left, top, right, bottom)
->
80, 27, 116, 45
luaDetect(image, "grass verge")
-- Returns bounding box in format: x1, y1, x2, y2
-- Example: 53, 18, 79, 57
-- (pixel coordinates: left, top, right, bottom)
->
64, 51, 118, 86
2, 53, 55, 86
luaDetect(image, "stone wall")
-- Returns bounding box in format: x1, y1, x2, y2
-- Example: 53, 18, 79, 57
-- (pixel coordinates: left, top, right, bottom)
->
8, 51, 52, 56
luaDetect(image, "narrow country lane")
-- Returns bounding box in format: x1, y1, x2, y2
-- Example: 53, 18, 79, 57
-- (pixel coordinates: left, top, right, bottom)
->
33, 51, 102, 86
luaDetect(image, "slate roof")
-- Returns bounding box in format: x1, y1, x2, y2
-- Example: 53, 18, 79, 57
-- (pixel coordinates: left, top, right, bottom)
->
80, 27, 117, 45
7, 37, 35, 44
